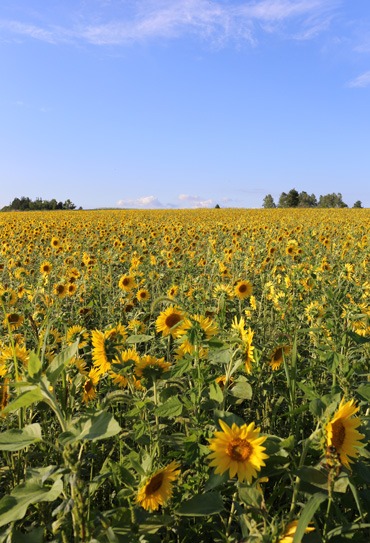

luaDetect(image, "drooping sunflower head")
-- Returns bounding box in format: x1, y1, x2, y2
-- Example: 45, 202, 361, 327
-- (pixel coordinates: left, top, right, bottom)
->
156, 306, 185, 338
136, 461, 180, 511
135, 355, 171, 381
66, 325, 89, 349
269, 345, 291, 371
53, 283, 68, 299
325, 399, 365, 469
208, 419, 268, 484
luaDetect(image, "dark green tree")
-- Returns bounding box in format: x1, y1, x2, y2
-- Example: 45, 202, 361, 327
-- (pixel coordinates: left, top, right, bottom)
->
298, 191, 317, 207
353, 200, 363, 208
318, 193, 348, 208
278, 189, 299, 208
262, 194, 276, 208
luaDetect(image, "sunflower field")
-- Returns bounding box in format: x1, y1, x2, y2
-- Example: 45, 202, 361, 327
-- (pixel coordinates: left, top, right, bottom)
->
0, 208, 369, 543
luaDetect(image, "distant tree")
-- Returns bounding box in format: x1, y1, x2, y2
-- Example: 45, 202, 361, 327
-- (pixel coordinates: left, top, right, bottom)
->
318, 193, 348, 208
214, 203, 220, 209
298, 191, 317, 207
1, 196, 78, 212
278, 189, 299, 208
262, 194, 276, 208
63, 199, 76, 210
353, 200, 363, 208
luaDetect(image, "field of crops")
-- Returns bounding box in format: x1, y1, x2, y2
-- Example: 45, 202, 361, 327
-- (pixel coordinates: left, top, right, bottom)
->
0, 208, 369, 543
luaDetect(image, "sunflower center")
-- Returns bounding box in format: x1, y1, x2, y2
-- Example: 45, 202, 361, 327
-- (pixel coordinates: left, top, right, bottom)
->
122, 278, 130, 286
238, 284, 247, 293
227, 438, 252, 461
331, 420, 345, 449
273, 348, 283, 361
165, 313, 182, 328
145, 472, 164, 495
84, 379, 93, 394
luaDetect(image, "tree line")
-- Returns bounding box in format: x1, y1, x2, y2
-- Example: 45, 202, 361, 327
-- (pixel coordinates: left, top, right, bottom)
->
262, 189, 363, 209
1, 196, 80, 212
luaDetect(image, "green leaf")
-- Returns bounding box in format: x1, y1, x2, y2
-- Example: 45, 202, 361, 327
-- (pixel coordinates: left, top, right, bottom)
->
298, 382, 319, 400
347, 331, 370, 344
59, 411, 121, 445
126, 334, 154, 344
0, 478, 63, 528
1, 388, 43, 415
46, 341, 79, 385
12, 527, 44, 543
209, 382, 224, 403
357, 384, 370, 402
154, 397, 183, 418
238, 485, 263, 508
230, 379, 252, 400
204, 471, 229, 491
0, 424, 42, 452
176, 492, 224, 516
28, 352, 42, 380
292, 493, 327, 543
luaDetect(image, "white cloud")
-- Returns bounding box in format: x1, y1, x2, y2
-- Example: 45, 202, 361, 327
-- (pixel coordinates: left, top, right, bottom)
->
177, 194, 214, 207
0, 0, 339, 46
347, 70, 370, 88
117, 195, 165, 208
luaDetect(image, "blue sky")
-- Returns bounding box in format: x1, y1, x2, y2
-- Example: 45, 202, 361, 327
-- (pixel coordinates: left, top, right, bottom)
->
1, 0, 370, 209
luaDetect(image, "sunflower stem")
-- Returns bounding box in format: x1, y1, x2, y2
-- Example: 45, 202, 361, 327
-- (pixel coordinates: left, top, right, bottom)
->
226, 491, 238, 539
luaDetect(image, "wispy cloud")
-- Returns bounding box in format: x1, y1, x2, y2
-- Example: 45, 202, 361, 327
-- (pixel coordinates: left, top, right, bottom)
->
0, 0, 340, 46
178, 194, 214, 207
347, 70, 370, 88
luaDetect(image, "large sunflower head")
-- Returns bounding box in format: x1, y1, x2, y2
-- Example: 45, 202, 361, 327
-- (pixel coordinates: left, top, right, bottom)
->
325, 399, 365, 469
208, 419, 268, 483
136, 461, 180, 511
156, 306, 185, 338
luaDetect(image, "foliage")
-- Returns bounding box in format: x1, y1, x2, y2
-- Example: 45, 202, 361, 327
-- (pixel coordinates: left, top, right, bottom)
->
263, 189, 356, 208
1, 197, 78, 212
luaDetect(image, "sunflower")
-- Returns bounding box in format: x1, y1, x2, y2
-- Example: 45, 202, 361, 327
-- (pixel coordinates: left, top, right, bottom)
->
156, 306, 185, 339
91, 329, 123, 375
167, 285, 179, 299
109, 347, 140, 387
231, 317, 255, 373
234, 280, 253, 300
325, 399, 365, 469
136, 461, 181, 511
53, 283, 68, 299
208, 419, 268, 483
50, 237, 60, 249
82, 368, 100, 403
179, 314, 219, 343
40, 261, 52, 275
269, 346, 291, 371
279, 520, 315, 543
135, 355, 171, 380
3, 313, 24, 331
66, 325, 89, 349
0, 288, 17, 307
0, 345, 29, 371
118, 275, 136, 292
0, 379, 9, 412
136, 288, 150, 302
